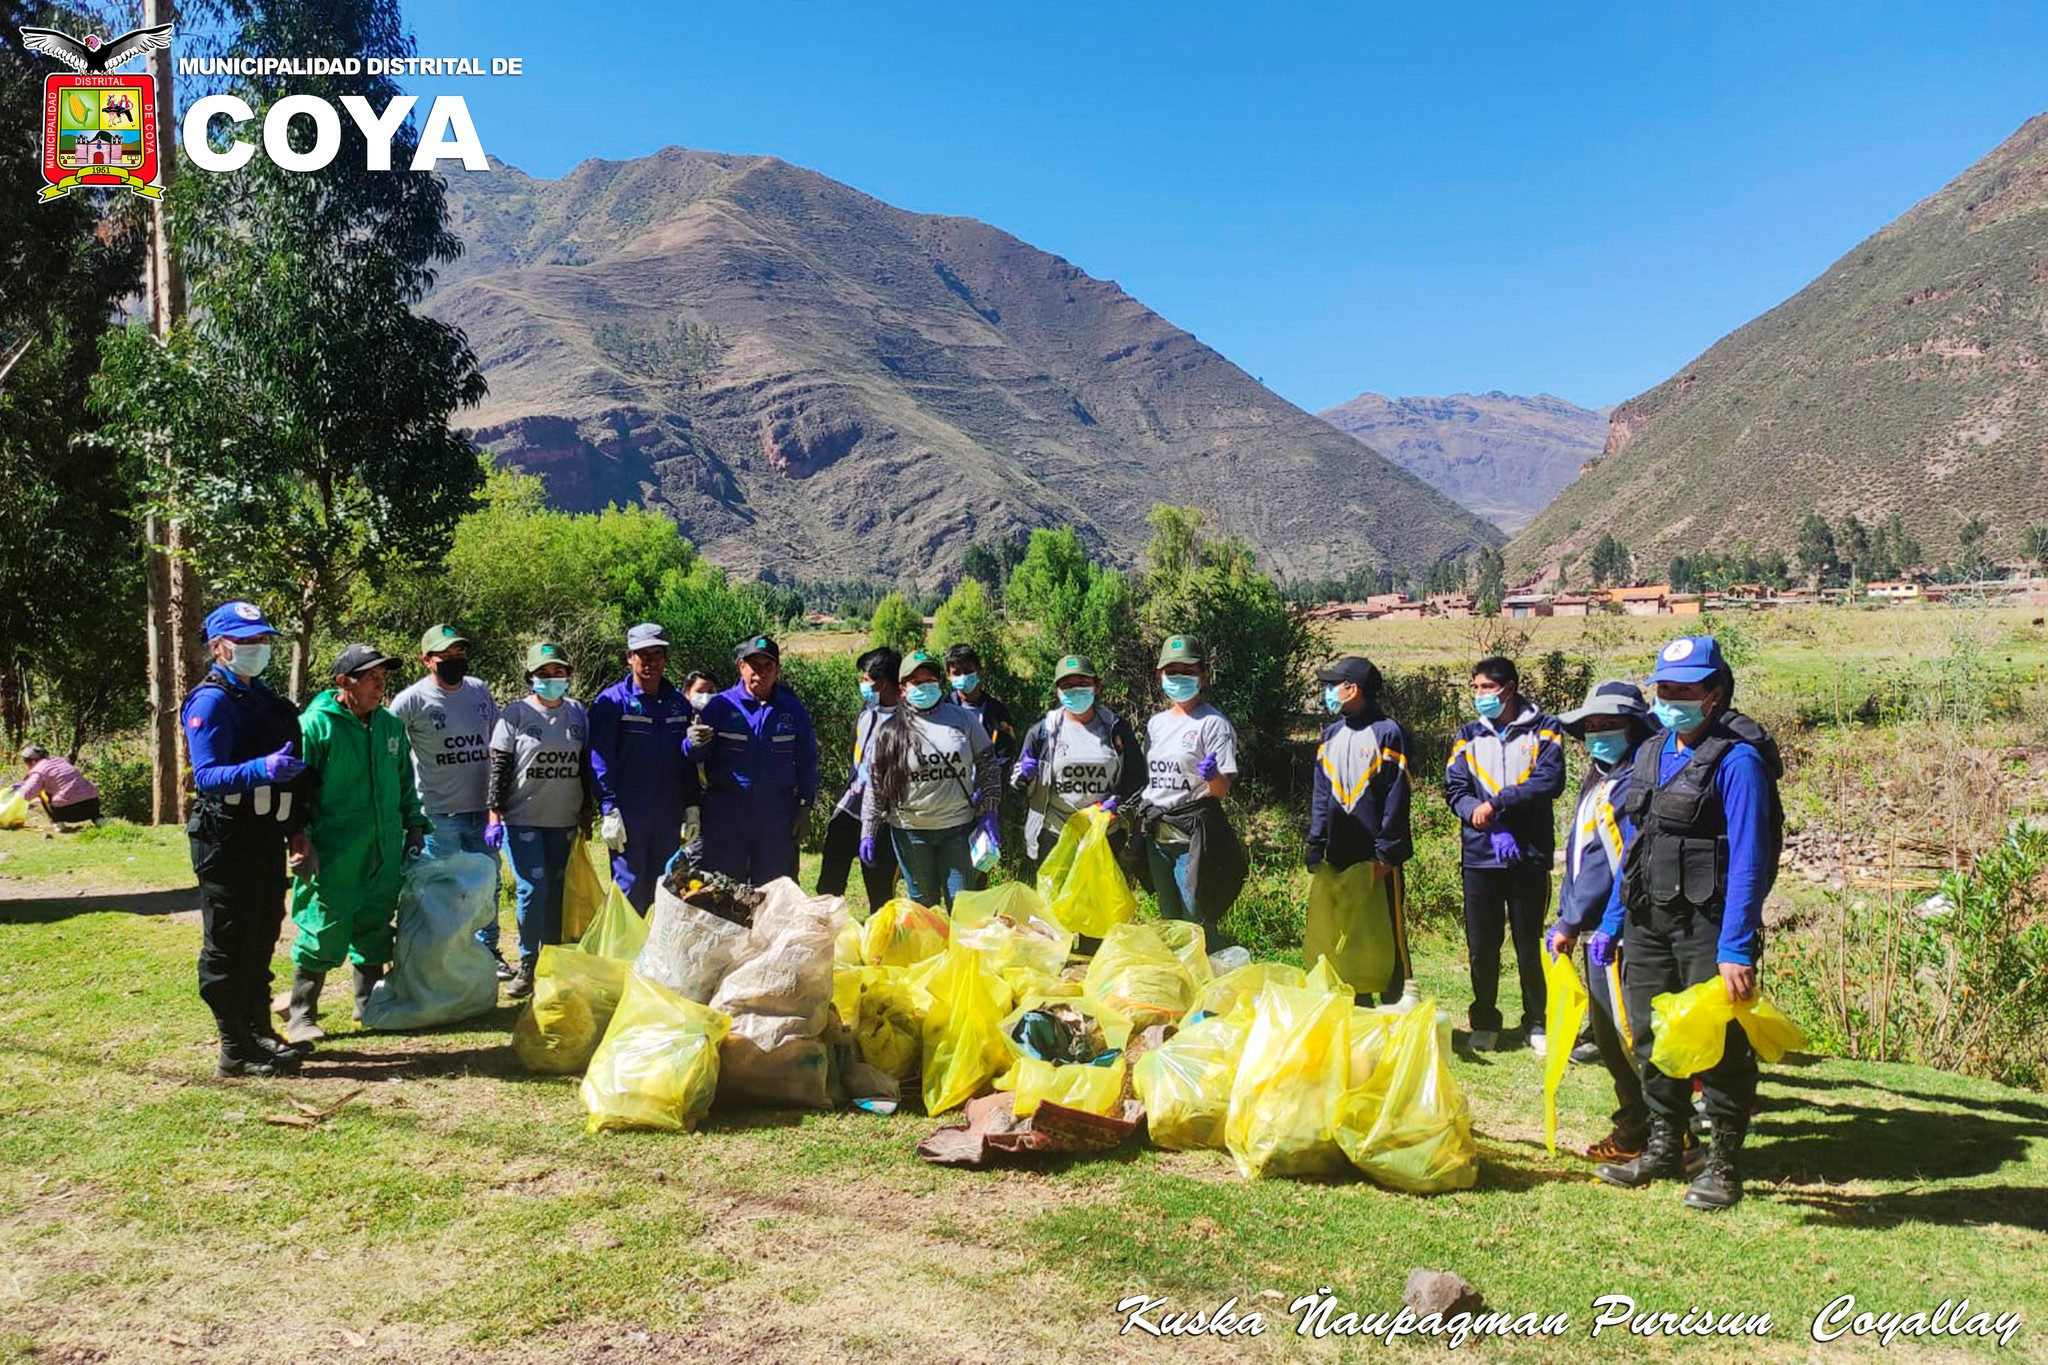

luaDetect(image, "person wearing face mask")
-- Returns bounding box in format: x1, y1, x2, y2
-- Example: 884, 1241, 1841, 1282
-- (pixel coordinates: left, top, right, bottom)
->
1011, 654, 1142, 881
678, 671, 718, 865
390, 625, 507, 978
685, 635, 819, 885
182, 601, 317, 1077
1304, 655, 1413, 1004
1595, 637, 1784, 1211
860, 650, 999, 908
1123, 636, 1247, 935
944, 644, 1016, 888
1544, 681, 1661, 1167
285, 644, 432, 1043
815, 647, 903, 908
1445, 655, 1566, 1054
587, 623, 699, 912
487, 642, 595, 999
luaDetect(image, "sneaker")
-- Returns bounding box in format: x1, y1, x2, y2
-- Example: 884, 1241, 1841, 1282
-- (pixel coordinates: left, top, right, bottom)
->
1465, 1029, 1500, 1053
1570, 1039, 1603, 1065
1585, 1129, 1645, 1164
490, 948, 515, 982
506, 963, 535, 1000
1526, 1028, 1548, 1055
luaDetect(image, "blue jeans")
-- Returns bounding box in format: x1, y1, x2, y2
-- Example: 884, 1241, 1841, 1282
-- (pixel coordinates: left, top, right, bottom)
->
890, 822, 975, 909
505, 824, 574, 968
1148, 839, 1198, 922
425, 810, 500, 951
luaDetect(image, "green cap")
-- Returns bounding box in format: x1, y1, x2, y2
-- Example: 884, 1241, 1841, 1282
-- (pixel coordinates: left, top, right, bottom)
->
523, 640, 571, 673
1054, 654, 1097, 683
1156, 635, 1204, 667
420, 623, 469, 656
899, 649, 941, 683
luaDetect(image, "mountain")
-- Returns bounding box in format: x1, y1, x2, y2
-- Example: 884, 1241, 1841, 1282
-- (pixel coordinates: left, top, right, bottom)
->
1318, 391, 1606, 534
424, 150, 1499, 586
1510, 115, 2048, 580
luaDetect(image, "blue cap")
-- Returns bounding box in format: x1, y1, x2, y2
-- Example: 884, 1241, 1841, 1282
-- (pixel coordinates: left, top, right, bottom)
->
1648, 635, 1726, 685
204, 601, 275, 641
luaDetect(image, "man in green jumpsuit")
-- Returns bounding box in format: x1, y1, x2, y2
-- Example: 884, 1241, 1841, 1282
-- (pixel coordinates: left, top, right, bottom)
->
284, 644, 431, 1043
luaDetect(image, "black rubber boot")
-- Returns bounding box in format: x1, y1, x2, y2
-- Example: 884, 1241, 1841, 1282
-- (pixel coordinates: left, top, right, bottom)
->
506, 960, 535, 1000
285, 970, 326, 1045
216, 1017, 300, 1078
1684, 1118, 1747, 1210
1595, 1116, 1687, 1188
352, 963, 384, 1021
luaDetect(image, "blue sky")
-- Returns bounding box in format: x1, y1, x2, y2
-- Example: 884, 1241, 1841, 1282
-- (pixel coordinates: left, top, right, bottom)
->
404, 1, 2046, 413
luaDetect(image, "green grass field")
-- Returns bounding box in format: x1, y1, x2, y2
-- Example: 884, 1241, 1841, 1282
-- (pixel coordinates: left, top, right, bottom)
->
2, 819, 2044, 1362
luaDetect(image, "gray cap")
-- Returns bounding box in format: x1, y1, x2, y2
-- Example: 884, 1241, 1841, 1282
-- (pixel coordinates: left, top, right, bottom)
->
1556, 680, 1652, 734
626, 622, 671, 651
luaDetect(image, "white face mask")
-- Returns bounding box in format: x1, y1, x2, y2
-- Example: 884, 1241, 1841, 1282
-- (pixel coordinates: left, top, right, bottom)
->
229, 643, 272, 679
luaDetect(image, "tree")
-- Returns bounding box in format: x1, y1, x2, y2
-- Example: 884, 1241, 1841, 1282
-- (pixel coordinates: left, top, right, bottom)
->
1587, 533, 1632, 587
868, 593, 924, 655
1796, 514, 1839, 588
2023, 525, 2048, 576
1956, 514, 1992, 581
1473, 549, 1506, 616
97, 0, 486, 698
930, 578, 1004, 661
1838, 514, 1872, 585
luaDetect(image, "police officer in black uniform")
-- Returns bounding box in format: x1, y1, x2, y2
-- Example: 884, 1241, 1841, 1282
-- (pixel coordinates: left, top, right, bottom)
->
183, 602, 318, 1078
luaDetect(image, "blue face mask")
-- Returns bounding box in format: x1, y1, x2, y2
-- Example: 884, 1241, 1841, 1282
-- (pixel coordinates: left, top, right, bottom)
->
229, 643, 272, 679
858, 680, 878, 706
1584, 731, 1630, 765
1161, 673, 1200, 703
1474, 691, 1506, 720
1653, 697, 1707, 733
950, 672, 979, 695
532, 677, 570, 702
1323, 685, 1344, 715
1058, 687, 1095, 716
906, 681, 944, 711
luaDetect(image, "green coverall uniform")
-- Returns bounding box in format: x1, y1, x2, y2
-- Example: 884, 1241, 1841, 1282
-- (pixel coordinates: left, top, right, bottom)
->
290, 689, 430, 972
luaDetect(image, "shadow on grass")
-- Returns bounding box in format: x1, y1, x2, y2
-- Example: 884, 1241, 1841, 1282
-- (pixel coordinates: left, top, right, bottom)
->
0, 887, 201, 921
1776, 1184, 2048, 1233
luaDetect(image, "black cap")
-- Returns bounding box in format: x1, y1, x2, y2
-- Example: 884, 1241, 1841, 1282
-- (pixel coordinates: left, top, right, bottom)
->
1316, 656, 1382, 692
734, 634, 780, 664
331, 643, 400, 678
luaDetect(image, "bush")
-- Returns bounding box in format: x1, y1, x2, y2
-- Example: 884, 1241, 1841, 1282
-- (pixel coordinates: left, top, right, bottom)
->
83, 749, 151, 824
781, 652, 861, 852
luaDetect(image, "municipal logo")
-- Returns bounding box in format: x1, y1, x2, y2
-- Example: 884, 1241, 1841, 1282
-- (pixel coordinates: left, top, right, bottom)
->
1662, 639, 1695, 662
20, 21, 174, 202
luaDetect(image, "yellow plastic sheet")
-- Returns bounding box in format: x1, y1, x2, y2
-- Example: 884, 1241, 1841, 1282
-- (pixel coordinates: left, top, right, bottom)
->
1225, 983, 1352, 1178
1336, 999, 1477, 1193
513, 944, 630, 1075
862, 898, 951, 968
578, 884, 649, 963
1541, 948, 1591, 1155
1651, 976, 1811, 1076
1193, 962, 1305, 1019
1134, 1010, 1248, 1150
998, 1055, 1128, 1118
1303, 861, 1398, 999
580, 972, 730, 1133
560, 833, 608, 941
920, 946, 1012, 1114
1035, 804, 1137, 937
1084, 921, 1197, 1028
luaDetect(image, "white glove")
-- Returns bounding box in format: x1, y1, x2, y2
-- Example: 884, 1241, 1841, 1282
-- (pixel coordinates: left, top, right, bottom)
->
601, 809, 627, 852
682, 806, 701, 843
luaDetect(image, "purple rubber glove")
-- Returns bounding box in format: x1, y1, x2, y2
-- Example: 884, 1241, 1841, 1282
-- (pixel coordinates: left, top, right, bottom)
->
483, 819, 506, 853
1016, 754, 1040, 783
1545, 920, 1573, 957
976, 812, 999, 845
858, 836, 877, 866
1196, 754, 1222, 782
1099, 796, 1118, 814
1586, 930, 1617, 969
1489, 829, 1522, 864
261, 746, 307, 783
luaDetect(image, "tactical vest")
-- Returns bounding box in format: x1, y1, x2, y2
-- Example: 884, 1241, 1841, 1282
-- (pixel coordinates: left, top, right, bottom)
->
1620, 710, 1782, 920
185, 677, 315, 833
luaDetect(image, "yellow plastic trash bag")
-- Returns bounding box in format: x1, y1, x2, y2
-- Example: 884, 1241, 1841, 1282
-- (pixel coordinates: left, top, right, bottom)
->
858, 970, 932, 1082
998, 1055, 1128, 1118
1337, 999, 1477, 1193
0, 790, 27, 829
1193, 962, 1306, 1019
1036, 804, 1137, 937
1541, 948, 1591, 1155
953, 882, 1073, 979
1348, 1006, 1398, 1088
921, 946, 1012, 1114
1651, 977, 1811, 1076
1304, 861, 1398, 998
862, 898, 951, 967
1154, 920, 1215, 987
513, 944, 630, 1075
580, 972, 730, 1133
560, 833, 608, 941
1134, 1010, 1247, 1150
578, 884, 649, 963
1304, 955, 1350, 997
1084, 922, 1197, 1028
1225, 983, 1352, 1178
834, 919, 864, 969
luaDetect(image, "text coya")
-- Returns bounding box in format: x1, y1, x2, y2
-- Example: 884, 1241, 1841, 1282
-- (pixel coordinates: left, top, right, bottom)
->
182, 93, 486, 172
